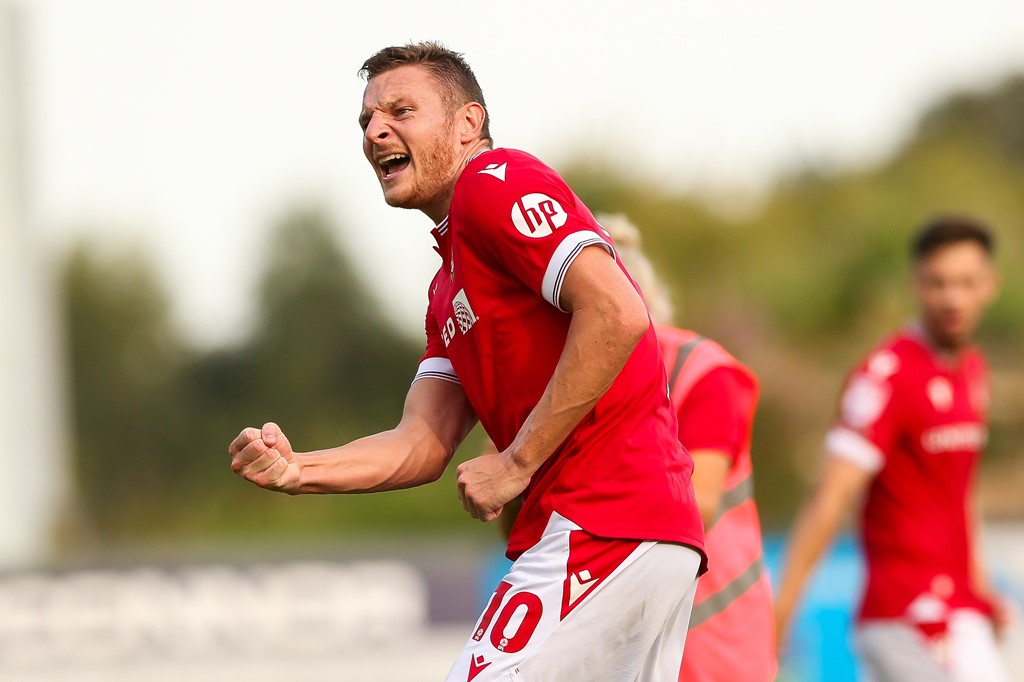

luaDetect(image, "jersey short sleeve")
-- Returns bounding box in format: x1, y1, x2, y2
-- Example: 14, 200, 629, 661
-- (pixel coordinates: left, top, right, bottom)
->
826, 349, 901, 474
414, 301, 460, 385
676, 366, 749, 463
456, 151, 614, 311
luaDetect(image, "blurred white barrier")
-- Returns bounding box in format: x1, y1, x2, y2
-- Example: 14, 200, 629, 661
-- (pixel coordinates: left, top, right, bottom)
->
0, 560, 428, 669
983, 523, 1024, 680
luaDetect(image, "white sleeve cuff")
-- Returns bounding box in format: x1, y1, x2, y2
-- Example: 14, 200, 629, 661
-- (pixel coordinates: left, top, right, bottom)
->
541, 231, 615, 311
826, 427, 885, 474
413, 357, 461, 385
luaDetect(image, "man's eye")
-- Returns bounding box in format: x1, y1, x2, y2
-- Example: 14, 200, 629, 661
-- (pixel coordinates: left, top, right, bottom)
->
396, 107, 412, 116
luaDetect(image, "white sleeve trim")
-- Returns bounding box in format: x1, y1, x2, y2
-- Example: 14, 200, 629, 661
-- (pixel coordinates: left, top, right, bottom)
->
826, 426, 885, 474
541, 230, 615, 311
413, 357, 461, 385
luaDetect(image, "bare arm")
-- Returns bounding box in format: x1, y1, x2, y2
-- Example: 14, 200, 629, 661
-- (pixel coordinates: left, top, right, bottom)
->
774, 456, 873, 647
229, 377, 477, 494
456, 245, 651, 521
689, 451, 732, 528
967, 489, 1014, 637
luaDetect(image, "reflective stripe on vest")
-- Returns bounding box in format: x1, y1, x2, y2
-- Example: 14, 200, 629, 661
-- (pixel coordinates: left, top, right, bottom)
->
689, 556, 766, 628
708, 472, 752, 530
668, 336, 704, 392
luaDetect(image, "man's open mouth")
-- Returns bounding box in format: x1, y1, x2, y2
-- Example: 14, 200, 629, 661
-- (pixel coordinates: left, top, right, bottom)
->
379, 153, 411, 179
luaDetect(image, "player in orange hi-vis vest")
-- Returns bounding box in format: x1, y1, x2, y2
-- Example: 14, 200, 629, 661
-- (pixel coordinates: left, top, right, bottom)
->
601, 214, 777, 682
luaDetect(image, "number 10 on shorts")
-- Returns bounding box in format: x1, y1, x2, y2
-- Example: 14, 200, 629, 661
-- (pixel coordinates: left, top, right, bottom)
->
474, 581, 544, 653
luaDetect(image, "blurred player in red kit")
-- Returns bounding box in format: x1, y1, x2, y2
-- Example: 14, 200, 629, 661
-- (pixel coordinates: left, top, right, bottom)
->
774, 217, 1011, 681
228, 42, 707, 681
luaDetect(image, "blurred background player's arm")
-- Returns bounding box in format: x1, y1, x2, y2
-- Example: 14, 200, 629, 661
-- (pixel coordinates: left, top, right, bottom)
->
229, 376, 477, 494
690, 453, 732, 528
967, 490, 1015, 637
773, 456, 872, 647
675, 366, 751, 527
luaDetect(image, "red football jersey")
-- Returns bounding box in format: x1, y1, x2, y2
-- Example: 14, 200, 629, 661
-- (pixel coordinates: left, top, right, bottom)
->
415, 148, 705, 566
826, 327, 991, 625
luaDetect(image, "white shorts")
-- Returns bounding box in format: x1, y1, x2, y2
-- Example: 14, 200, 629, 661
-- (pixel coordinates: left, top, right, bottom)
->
856, 609, 1009, 682
446, 512, 701, 682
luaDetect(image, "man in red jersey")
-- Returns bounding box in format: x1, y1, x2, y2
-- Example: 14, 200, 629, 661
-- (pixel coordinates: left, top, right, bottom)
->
493, 214, 778, 681
228, 43, 705, 681
775, 217, 1011, 681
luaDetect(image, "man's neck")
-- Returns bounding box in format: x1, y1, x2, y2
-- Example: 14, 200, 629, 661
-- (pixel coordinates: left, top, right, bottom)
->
910, 320, 968, 360
420, 142, 494, 224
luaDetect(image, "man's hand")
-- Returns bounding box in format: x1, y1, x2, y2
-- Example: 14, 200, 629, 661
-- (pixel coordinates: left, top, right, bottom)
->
456, 451, 531, 522
985, 590, 1016, 639
228, 422, 301, 493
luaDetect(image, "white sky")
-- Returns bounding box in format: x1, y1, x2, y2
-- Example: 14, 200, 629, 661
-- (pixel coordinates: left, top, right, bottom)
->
22, 0, 1024, 346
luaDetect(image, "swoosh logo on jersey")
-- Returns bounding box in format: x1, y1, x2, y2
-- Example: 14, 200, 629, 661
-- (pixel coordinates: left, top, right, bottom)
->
467, 654, 492, 681
568, 569, 598, 607
477, 162, 507, 181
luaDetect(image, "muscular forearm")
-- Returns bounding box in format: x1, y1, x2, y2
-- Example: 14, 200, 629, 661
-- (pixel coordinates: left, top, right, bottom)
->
295, 421, 454, 494
231, 376, 475, 497
506, 296, 648, 478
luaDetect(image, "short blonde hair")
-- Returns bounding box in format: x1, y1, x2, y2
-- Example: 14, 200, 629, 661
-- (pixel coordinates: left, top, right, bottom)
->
597, 212, 674, 325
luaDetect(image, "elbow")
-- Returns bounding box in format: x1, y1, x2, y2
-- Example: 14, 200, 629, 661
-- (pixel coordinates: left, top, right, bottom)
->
385, 448, 447, 489
421, 456, 448, 484
617, 297, 651, 349
590, 297, 648, 363
400, 421, 452, 486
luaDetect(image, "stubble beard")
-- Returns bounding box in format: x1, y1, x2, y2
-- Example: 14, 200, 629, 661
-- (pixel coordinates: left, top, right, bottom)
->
385, 124, 459, 213
923, 312, 972, 351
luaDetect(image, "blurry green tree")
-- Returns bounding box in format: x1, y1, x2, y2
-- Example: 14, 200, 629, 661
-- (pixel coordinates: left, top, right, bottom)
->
59, 74, 1024, 547
565, 73, 1024, 525
62, 242, 191, 540
61, 210, 489, 551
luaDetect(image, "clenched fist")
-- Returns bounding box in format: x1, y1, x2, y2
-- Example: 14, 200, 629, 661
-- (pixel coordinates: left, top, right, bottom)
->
228, 422, 301, 493
456, 450, 531, 522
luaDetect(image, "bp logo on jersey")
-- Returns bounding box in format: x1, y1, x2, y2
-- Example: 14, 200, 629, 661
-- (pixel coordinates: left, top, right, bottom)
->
511, 193, 567, 238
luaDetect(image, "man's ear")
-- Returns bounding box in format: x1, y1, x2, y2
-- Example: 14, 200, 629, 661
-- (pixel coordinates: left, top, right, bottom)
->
459, 102, 486, 143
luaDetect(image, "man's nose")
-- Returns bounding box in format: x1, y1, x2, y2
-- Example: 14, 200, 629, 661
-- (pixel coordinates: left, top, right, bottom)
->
364, 114, 390, 143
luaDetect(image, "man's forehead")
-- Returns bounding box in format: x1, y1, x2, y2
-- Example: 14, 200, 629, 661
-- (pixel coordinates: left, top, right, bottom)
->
362, 65, 440, 106
922, 241, 993, 265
